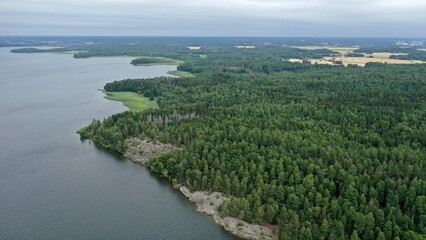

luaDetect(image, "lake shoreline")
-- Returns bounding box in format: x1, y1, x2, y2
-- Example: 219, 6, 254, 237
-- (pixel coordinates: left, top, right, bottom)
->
122, 137, 279, 240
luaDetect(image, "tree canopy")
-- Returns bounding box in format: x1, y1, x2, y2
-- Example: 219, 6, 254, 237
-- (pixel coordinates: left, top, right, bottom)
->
80, 47, 426, 240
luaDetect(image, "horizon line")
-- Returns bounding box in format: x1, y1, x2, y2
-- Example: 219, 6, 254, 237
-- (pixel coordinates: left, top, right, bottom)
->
0, 35, 425, 39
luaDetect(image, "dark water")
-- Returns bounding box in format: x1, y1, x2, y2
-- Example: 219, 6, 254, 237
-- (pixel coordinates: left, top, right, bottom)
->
0, 48, 237, 240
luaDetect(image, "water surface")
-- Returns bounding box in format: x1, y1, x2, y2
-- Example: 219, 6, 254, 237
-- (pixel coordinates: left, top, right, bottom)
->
0, 48, 237, 240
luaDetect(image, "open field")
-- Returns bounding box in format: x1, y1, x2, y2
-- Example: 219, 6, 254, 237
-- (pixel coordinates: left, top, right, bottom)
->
167, 70, 195, 78
287, 46, 424, 67
103, 91, 158, 112
292, 46, 358, 55
323, 57, 423, 67
285, 56, 426, 67
364, 52, 409, 59
286, 58, 303, 63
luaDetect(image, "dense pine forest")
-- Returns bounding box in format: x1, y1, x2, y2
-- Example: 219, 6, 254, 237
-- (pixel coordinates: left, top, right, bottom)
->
77, 43, 426, 240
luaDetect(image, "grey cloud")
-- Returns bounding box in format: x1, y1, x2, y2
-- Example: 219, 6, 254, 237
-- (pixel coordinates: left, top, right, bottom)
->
0, 0, 425, 37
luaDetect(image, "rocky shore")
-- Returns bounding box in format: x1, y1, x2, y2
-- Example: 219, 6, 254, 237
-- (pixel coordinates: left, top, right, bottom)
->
123, 137, 278, 240
177, 185, 278, 240
123, 137, 180, 165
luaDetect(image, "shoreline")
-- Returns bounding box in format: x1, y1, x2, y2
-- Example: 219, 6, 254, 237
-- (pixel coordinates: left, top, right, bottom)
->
83, 66, 276, 239
123, 137, 279, 240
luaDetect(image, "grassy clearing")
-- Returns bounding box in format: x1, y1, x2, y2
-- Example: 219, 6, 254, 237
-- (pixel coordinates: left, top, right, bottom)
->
130, 56, 183, 66
103, 91, 158, 112
167, 70, 195, 78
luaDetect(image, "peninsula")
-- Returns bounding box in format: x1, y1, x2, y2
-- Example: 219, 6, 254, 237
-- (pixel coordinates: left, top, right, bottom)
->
75, 37, 426, 240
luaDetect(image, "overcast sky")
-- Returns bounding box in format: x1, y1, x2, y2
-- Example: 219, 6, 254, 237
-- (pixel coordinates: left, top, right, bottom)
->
1, 0, 425, 37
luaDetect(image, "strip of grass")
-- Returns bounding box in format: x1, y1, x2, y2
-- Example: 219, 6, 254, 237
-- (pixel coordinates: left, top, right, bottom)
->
103, 91, 158, 112
167, 70, 194, 78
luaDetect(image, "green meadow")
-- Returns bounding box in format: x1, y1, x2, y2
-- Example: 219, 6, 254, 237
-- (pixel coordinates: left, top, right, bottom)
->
103, 91, 158, 112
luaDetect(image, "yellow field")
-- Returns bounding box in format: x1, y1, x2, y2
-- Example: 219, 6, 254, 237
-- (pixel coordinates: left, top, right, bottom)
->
287, 46, 426, 67
323, 57, 420, 67
287, 58, 303, 63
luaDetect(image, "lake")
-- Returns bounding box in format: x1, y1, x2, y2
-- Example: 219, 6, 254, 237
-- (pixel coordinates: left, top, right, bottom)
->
0, 48, 237, 240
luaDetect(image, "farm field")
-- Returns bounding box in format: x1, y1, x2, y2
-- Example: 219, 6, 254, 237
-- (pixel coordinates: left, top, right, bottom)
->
322, 56, 421, 67
288, 46, 425, 67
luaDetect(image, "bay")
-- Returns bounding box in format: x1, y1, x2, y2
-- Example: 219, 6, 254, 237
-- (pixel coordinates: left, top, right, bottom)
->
0, 48, 237, 240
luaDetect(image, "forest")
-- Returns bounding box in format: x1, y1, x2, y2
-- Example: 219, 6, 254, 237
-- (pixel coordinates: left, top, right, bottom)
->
75, 42, 426, 240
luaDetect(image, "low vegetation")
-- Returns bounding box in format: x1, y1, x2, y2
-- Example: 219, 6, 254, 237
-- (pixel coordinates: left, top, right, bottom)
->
103, 91, 158, 112
167, 70, 195, 78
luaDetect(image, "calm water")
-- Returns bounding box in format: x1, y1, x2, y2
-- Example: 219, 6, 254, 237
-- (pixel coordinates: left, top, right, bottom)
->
0, 48, 237, 240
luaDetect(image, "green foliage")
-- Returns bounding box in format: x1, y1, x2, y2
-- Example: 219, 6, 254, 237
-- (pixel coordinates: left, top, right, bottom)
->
130, 57, 183, 65
346, 53, 364, 57
80, 51, 426, 239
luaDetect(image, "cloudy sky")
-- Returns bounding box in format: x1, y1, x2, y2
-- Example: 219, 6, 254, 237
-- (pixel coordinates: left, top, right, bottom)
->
1, 0, 425, 37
